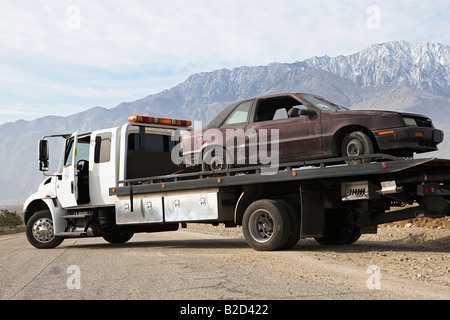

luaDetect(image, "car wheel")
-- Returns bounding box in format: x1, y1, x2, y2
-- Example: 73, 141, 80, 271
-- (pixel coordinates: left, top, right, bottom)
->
202, 147, 232, 172
341, 131, 374, 165
26, 210, 64, 249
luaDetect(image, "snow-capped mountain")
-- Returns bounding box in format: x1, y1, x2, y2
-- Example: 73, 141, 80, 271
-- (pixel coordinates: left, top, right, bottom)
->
1, 40, 450, 204
301, 41, 450, 98
119, 40, 450, 124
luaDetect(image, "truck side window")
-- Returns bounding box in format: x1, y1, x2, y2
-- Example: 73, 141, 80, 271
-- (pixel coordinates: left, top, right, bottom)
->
64, 139, 75, 166
94, 133, 112, 163
128, 133, 140, 151
142, 133, 172, 152
64, 137, 91, 167
128, 126, 176, 153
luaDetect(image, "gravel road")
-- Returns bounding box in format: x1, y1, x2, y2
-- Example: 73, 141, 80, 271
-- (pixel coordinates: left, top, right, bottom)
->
1, 218, 448, 301
187, 218, 450, 290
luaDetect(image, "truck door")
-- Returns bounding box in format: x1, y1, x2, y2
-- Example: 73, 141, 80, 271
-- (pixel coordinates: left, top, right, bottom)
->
56, 132, 79, 208
56, 131, 91, 207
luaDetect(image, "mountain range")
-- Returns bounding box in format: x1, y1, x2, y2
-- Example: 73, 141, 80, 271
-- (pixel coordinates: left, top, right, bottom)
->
1, 40, 450, 205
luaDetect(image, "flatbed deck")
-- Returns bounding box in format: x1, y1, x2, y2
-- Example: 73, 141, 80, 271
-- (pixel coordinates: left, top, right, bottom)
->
110, 154, 450, 196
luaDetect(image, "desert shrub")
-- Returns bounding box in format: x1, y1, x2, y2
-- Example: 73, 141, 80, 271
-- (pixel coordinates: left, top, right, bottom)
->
0, 209, 23, 229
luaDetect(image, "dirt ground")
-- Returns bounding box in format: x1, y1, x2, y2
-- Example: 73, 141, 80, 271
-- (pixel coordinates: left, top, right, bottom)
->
3, 217, 448, 290
186, 217, 450, 288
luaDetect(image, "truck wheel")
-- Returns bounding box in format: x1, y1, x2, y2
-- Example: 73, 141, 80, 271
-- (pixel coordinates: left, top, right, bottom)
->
102, 231, 134, 244
341, 131, 374, 165
276, 199, 301, 249
314, 209, 361, 245
242, 199, 291, 251
26, 210, 64, 249
202, 147, 232, 172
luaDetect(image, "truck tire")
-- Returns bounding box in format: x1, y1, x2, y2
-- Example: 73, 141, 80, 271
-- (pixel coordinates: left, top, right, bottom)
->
102, 231, 134, 244
314, 209, 361, 245
242, 199, 291, 251
26, 210, 64, 249
341, 131, 374, 165
276, 199, 301, 250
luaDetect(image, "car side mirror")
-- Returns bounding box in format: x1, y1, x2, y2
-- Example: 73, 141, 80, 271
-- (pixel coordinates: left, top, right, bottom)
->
39, 140, 49, 172
288, 108, 317, 118
298, 109, 317, 117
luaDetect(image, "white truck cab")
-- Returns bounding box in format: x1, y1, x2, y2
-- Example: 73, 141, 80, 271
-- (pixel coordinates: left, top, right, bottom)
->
23, 116, 191, 248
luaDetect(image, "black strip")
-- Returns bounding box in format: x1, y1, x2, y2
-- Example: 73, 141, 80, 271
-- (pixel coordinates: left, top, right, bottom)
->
130, 184, 134, 212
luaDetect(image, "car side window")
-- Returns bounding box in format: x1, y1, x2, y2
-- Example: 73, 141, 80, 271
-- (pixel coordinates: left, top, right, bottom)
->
273, 108, 288, 120
222, 101, 252, 126
255, 97, 306, 122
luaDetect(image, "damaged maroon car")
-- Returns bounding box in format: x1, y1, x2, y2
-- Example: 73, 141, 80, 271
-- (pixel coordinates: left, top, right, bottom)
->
181, 93, 444, 171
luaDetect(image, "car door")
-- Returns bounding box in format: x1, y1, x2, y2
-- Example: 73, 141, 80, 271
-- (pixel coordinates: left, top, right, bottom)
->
246, 99, 323, 163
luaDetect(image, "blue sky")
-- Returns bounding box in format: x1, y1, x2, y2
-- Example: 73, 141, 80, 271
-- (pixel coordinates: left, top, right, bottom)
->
0, 0, 449, 125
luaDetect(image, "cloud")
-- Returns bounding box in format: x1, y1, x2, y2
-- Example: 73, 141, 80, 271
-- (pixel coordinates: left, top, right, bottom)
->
0, 0, 449, 125
0, 104, 40, 117
1, 0, 449, 69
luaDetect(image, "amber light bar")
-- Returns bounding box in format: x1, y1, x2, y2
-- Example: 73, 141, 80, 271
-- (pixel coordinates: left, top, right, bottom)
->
128, 115, 192, 127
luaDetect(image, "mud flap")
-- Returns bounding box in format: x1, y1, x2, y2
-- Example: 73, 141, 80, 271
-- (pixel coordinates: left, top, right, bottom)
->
300, 184, 325, 239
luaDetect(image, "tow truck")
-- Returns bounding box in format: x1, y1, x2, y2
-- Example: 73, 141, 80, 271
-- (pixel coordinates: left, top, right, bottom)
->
24, 115, 450, 250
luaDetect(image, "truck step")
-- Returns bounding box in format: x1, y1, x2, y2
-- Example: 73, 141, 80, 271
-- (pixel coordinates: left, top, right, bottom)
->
56, 232, 87, 237
62, 214, 92, 220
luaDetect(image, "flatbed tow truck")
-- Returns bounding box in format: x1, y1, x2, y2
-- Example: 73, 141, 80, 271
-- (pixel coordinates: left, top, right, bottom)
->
24, 115, 450, 251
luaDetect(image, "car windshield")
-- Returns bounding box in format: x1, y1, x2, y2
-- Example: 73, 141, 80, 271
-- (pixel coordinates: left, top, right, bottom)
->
298, 94, 348, 111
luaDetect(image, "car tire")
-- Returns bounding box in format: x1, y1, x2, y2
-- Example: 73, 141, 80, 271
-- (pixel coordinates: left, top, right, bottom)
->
202, 147, 232, 172
242, 199, 291, 251
26, 210, 64, 249
341, 131, 374, 165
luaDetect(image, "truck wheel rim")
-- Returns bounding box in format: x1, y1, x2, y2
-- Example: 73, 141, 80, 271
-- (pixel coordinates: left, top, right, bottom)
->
248, 209, 273, 243
32, 218, 55, 243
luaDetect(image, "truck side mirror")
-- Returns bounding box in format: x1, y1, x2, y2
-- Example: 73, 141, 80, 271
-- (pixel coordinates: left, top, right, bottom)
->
39, 140, 49, 172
